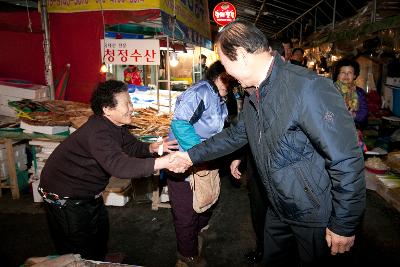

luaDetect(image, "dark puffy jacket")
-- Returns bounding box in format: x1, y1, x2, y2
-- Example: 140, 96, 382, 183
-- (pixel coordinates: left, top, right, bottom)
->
188, 55, 365, 236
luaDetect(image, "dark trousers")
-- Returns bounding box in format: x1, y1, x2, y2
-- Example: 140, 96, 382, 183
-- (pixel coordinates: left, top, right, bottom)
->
246, 155, 268, 251
263, 208, 331, 267
43, 198, 109, 261
167, 176, 212, 257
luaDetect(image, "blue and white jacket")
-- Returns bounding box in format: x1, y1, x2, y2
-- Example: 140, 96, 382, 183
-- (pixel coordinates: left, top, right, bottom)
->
169, 80, 228, 153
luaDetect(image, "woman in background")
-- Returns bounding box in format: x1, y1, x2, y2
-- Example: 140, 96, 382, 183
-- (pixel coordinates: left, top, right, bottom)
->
334, 58, 368, 151
333, 58, 368, 128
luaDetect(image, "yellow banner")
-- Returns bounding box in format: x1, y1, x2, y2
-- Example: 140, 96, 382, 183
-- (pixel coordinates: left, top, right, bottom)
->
46, 0, 210, 39
46, 0, 160, 13
160, 0, 210, 39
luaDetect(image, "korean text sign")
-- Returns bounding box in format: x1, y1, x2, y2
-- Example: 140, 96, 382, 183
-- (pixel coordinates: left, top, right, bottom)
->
213, 2, 236, 26
100, 39, 160, 65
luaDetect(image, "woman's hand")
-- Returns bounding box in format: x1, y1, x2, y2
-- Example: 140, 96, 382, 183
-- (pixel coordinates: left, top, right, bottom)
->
149, 137, 179, 155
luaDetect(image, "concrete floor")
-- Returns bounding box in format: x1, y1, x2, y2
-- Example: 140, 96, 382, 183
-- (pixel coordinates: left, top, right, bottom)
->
0, 174, 399, 267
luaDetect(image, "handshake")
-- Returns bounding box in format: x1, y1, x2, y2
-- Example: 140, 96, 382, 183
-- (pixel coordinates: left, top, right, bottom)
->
167, 152, 193, 173
154, 151, 193, 173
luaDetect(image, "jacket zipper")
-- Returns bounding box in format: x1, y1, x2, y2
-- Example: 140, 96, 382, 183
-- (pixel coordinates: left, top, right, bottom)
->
256, 87, 262, 145
298, 169, 320, 208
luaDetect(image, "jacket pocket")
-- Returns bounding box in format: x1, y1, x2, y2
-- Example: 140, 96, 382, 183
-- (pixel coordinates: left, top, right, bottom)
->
272, 167, 317, 219
295, 167, 320, 209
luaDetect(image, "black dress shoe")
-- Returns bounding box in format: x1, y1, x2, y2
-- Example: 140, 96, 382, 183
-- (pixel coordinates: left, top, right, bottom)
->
244, 248, 263, 263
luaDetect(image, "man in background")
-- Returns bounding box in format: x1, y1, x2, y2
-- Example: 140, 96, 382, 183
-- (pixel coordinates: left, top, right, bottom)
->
281, 37, 293, 61
193, 54, 208, 83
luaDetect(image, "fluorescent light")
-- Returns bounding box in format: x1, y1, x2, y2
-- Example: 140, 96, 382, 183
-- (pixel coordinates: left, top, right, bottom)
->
170, 52, 179, 67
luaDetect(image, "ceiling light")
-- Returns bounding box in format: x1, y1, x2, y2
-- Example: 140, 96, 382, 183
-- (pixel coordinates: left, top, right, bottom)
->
100, 62, 108, 73
170, 52, 179, 67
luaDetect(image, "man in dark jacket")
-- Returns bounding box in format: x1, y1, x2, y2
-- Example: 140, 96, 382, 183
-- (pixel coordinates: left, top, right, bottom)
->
173, 20, 365, 266
39, 80, 189, 261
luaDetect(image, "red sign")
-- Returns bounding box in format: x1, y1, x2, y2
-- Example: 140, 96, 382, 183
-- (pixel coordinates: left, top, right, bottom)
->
213, 2, 236, 26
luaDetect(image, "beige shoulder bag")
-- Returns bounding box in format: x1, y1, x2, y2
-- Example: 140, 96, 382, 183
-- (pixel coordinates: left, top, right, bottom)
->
189, 167, 220, 213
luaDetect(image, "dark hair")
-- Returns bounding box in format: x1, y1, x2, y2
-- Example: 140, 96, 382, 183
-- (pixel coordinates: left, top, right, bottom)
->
268, 38, 284, 55
281, 37, 292, 45
292, 47, 304, 55
216, 20, 269, 61
201, 54, 207, 60
205, 60, 226, 82
333, 58, 360, 82
128, 65, 138, 71
90, 80, 128, 115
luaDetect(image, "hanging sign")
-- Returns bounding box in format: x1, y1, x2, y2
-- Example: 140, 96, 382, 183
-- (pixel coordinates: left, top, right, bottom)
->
213, 2, 236, 26
100, 39, 160, 65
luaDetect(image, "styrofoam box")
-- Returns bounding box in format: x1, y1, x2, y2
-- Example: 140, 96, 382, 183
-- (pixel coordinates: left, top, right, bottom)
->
31, 179, 43, 202
20, 121, 69, 135
103, 187, 131, 206
0, 84, 49, 99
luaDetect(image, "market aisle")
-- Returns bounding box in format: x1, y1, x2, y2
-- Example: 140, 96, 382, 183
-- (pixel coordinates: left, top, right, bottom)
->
0, 175, 399, 267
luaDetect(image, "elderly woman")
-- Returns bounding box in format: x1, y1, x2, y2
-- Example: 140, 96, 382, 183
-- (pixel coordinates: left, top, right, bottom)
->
167, 60, 235, 266
333, 58, 368, 128
39, 80, 188, 261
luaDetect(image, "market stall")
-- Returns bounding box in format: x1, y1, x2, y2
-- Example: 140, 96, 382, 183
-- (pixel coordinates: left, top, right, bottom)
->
301, 1, 400, 212
44, 0, 213, 104
0, 0, 214, 206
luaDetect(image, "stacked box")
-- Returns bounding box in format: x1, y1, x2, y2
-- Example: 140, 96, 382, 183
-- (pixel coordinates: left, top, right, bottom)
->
29, 140, 60, 177
28, 140, 60, 202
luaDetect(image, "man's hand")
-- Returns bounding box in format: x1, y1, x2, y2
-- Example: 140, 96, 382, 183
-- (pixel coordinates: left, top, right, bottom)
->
149, 137, 179, 154
154, 151, 191, 172
230, 159, 242, 179
325, 228, 355, 255
170, 151, 192, 163
167, 152, 193, 173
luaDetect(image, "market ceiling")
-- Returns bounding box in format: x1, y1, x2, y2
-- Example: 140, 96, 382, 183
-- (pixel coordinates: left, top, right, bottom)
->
208, 0, 372, 40
1, 0, 397, 44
